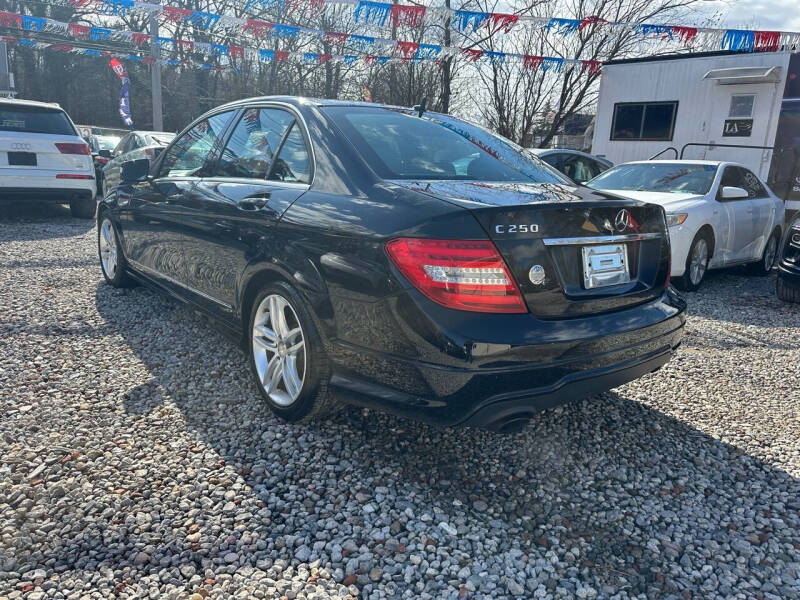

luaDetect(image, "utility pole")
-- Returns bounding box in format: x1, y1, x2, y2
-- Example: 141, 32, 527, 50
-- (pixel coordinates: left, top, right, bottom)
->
0, 40, 16, 98
149, 11, 163, 130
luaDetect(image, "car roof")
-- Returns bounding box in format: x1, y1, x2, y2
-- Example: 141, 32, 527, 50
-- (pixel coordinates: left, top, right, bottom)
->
622, 159, 725, 166
0, 97, 63, 110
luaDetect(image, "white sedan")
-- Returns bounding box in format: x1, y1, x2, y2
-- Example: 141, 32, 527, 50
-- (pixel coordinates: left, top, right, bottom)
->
587, 160, 784, 290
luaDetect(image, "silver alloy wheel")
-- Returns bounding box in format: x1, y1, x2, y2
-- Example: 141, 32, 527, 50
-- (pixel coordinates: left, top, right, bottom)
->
252, 294, 306, 407
99, 219, 118, 280
689, 238, 708, 286
764, 235, 777, 270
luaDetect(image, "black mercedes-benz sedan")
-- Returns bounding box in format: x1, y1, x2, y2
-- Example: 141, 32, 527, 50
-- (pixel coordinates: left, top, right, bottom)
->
776, 217, 800, 302
97, 97, 685, 432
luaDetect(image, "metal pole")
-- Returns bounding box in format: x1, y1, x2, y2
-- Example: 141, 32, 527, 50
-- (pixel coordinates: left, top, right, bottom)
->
149, 12, 163, 131
0, 40, 13, 97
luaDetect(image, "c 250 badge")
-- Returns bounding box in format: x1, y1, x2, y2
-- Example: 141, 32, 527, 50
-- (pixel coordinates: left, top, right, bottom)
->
495, 224, 539, 234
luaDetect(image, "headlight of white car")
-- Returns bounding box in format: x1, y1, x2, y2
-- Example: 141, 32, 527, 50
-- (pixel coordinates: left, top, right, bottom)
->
666, 213, 688, 227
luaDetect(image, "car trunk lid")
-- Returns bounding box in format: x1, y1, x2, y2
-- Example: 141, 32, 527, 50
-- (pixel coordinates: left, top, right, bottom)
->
388, 181, 671, 318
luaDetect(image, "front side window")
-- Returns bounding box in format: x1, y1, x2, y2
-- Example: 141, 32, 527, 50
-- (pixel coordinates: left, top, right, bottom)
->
721, 166, 767, 198
325, 106, 565, 183
0, 105, 76, 135
216, 108, 294, 179
588, 163, 717, 195
160, 111, 234, 178
611, 102, 677, 141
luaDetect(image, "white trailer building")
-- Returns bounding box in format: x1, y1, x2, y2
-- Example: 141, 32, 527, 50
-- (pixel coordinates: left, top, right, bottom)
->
591, 51, 800, 213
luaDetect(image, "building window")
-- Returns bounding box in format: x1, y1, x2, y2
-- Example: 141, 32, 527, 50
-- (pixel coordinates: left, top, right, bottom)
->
729, 94, 755, 118
610, 101, 678, 141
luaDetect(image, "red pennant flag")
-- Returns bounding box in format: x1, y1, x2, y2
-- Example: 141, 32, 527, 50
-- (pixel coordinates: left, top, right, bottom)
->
244, 19, 274, 37
176, 39, 194, 51
228, 45, 244, 59
390, 5, 426, 28
461, 48, 483, 62
396, 41, 419, 60
579, 15, 607, 30
523, 55, 543, 71
162, 7, 192, 22
275, 50, 289, 62
754, 31, 780, 52
131, 32, 150, 46
0, 12, 21, 27
672, 26, 697, 45
580, 60, 602, 76
488, 13, 518, 33
323, 32, 349, 46
318, 53, 332, 63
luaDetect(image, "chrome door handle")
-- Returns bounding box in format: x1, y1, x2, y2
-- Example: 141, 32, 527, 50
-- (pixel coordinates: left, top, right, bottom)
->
238, 193, 271, 210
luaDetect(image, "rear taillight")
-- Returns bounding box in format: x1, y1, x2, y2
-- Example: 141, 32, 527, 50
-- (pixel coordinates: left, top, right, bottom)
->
385, 238, 527, 314
95, 156, 109, 164
56, 142, 91, 155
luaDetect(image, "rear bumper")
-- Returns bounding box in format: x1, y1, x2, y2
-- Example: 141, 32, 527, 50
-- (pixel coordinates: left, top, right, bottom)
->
327, 289, 686, 429
0, 186, 94, 203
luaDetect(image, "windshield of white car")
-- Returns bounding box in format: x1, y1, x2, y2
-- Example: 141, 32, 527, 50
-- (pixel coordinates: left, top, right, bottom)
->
587, 163, 717, 195
0, 106, 76, 135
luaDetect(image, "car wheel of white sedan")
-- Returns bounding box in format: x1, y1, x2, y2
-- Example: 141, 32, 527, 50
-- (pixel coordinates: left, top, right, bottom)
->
747, 230, 779, 276
677, 232, 710, 292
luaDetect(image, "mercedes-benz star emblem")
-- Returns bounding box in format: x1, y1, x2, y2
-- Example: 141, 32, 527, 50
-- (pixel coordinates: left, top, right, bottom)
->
614, 209, 631, 232
528, 264, 546, 285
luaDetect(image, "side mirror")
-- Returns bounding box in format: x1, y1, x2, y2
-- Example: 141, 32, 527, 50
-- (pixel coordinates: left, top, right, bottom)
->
721, 186, 749, 200
98, 149, 112, 159
121, 158, 151, 183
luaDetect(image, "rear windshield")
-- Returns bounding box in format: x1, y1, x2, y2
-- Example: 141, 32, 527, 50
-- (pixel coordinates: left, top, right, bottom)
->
0, 105, 76, 135
587, 163, 718, 195
325, 106, 565, 183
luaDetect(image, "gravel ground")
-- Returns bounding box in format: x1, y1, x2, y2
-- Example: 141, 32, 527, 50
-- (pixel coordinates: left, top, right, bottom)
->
1, 203, 799, 600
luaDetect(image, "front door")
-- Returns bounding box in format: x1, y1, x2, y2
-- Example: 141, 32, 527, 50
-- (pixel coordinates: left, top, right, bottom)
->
175, 106, 312, 314
117, 111, 236, 289
717, 166, 758, 263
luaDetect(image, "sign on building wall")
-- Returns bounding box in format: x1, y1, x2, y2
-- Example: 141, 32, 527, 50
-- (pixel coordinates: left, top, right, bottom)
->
723, 119, 753, 137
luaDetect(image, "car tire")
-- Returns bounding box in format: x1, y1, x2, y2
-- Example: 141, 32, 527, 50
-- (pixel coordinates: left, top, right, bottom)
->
248, 282, 337, 423
776, 276, 800, 303
676, 231, 711, 292
98, 216, 134, 287
70, 196, 96, 219
747, 230, 779, 276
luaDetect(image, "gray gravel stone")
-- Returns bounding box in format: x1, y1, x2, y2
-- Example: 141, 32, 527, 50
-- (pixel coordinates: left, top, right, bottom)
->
1, 205, 799, 600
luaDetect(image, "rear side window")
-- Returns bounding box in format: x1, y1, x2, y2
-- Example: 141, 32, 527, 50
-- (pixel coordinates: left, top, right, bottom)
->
160, 111, 235, 178
269, 124, 311, 183
0, 105, 76, 135
216, 108, 294, 179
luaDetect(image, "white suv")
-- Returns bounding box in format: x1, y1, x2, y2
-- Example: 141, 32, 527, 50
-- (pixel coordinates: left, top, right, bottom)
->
0, 98, 96, 218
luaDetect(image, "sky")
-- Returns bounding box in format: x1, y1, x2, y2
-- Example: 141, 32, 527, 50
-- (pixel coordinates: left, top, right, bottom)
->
699, 0, 800, 32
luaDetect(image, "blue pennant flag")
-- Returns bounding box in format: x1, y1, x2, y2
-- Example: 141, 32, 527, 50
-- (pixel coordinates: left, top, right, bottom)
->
210, 44, 228, 56
165, 59, 181, 66
484, 51, 505, 64
127, 54, 142, 61
101, 0, 134, 16
452, 11, 489, 32
19, 39, 38, 47
343, 55, 359, 65
541, 57, 564, 72
304, 53, 319, 63
354, 1, 392, 27
189, 11, 221, 30
721, 29, 755, 51
416, 44, 441, 59
350, 35, 375, 52
259, 49, 275, 63
273, 24, 300, 37
375, 56, 390, 65
546, 18, 581, 35
638, 24, 674, 38
156, 37, 175, 49
84, 49, 101, 57
90, 27, 113, 41
21, 16, 46, 32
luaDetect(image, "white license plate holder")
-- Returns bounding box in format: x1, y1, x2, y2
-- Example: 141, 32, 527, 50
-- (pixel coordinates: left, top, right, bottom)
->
582, 243, 630, 289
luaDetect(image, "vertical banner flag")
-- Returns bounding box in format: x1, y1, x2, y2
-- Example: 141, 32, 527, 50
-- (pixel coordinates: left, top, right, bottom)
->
109, 58, 134, 128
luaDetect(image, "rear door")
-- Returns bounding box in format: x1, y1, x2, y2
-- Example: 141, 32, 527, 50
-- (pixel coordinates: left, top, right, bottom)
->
0, 103, 92, 180
118, 111, 236, 288
175, 106, 312, 313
